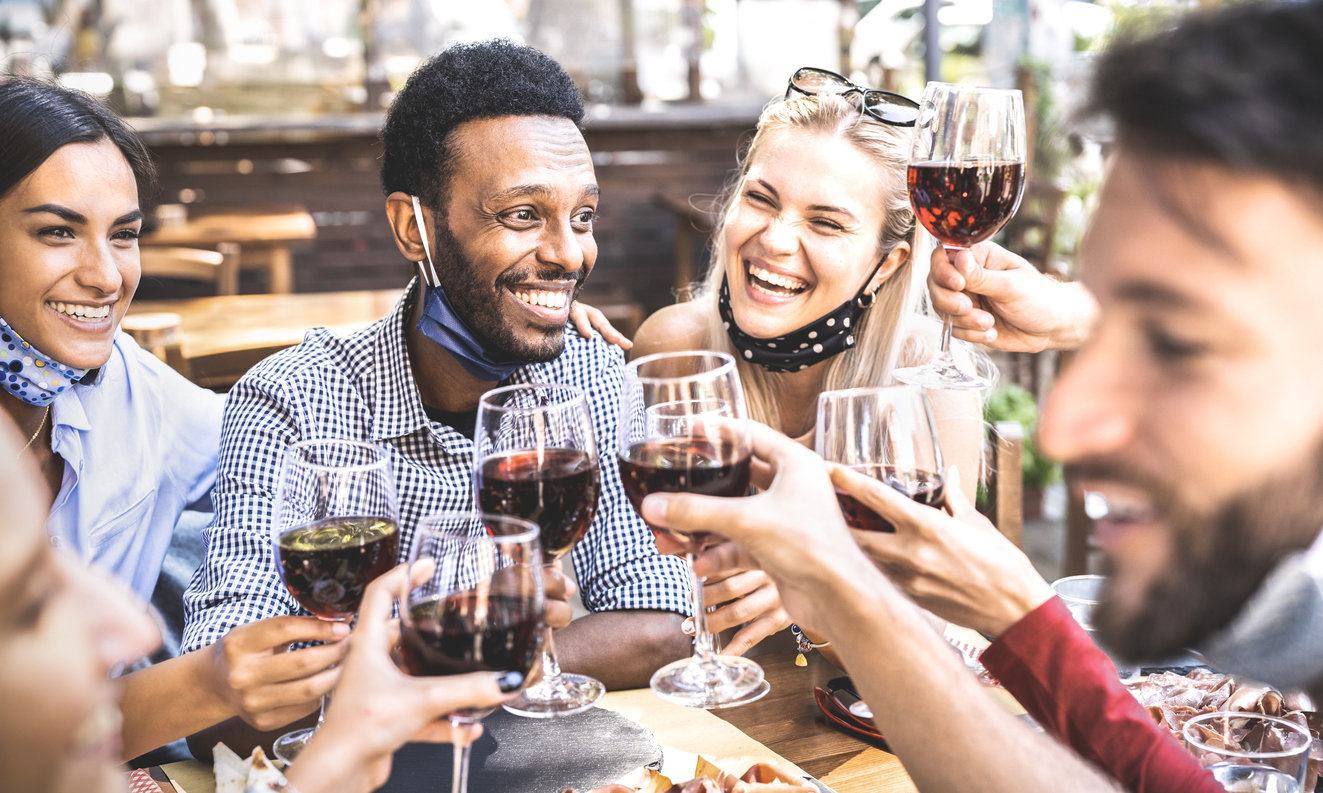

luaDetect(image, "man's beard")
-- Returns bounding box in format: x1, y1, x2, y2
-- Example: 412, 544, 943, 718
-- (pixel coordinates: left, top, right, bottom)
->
1088, 438, 1323, 662
430, 217, 582, 363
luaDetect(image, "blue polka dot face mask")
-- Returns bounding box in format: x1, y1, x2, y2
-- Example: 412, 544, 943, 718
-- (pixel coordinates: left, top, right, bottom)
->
0, 315, 88, 407
716, 262, 883, 373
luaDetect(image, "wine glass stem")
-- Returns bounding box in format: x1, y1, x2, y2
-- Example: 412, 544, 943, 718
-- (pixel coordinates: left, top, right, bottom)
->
540, 626, 562, 683
686, 552, 719, 667
537, 562, 563, 686
451, 717, 472, 793
937, 245, 965, 361
315, 692, 328, 731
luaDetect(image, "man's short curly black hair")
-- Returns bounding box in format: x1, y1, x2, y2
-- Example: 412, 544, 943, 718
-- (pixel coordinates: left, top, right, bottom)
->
1087, 1, 1323, 200
379, 39, 585, 210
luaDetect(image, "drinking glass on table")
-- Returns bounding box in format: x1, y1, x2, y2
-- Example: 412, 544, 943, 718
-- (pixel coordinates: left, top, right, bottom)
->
617, 350, 764, 708
270, 439, 400, 763
816, 386, 945, 532
398, 512, 544, 793
474, 383, 604, 717
893, 81, 1026, 391
1183, 711, 1311, 793
1050, 574, 1139, 681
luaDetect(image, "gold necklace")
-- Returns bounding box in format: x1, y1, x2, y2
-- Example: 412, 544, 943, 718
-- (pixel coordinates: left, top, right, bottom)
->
16, 406, 50, 459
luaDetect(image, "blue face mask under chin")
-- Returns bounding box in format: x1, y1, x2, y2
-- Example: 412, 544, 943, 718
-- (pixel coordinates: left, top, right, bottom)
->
0, 315, 89, 407
409, 196, 522, 382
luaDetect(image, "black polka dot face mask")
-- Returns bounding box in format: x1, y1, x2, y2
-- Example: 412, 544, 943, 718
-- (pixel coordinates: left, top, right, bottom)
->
716, 269, 877, 373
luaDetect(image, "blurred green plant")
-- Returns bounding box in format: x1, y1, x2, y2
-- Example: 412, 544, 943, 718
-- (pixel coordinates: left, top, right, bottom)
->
985, 383, 1060, 490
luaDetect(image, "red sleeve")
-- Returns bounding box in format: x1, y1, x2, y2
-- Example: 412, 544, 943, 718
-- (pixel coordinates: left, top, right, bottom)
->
981, 597, 1223, 793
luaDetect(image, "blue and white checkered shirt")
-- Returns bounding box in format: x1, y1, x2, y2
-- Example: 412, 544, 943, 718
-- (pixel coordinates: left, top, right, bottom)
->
181, 282, 691, 652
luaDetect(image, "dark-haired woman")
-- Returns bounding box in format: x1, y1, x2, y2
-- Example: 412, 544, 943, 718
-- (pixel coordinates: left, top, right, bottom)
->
0, 77, 346, 760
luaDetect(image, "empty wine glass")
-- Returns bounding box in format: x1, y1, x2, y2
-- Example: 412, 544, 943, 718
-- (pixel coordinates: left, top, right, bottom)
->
1183, 711, 1311, 792
893, 81, 1026, 390
816, 385, 945, 532
398, 512, 545, 793
617, 350, 764, 708
474, 383, 604, 717
270, 439, 400, 764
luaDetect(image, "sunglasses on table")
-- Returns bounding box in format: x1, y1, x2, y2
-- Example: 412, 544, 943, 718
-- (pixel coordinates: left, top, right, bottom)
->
785, 67, 919, 127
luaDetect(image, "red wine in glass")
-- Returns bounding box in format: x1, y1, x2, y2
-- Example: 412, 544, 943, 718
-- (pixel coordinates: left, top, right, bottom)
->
400, 591, 544, 718
834, 465, 945, 533
618, 437, 752, 555
893, 83, 1025, 391
475, 449, 600, 561
908, 160, 1025, 248
278, 516, 399, 619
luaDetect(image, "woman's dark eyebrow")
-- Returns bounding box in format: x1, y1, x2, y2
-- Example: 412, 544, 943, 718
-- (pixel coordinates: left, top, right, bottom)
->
23, 204, 87, 224
20, 205, 143, 226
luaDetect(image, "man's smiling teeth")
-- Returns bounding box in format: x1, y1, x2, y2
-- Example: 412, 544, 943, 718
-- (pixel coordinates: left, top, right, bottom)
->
747, 264, 808, 295
513, 290, 567, 310
50, 302, 110, 320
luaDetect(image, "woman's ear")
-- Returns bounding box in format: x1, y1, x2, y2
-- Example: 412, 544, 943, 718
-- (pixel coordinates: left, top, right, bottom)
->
385, 191, 428, 262
866, 241, 911, 294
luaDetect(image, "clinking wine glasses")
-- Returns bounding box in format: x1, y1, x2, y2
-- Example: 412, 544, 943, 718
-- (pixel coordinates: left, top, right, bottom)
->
474, 383, 604, 717
617, 350, 765, 708
892, 81, 1026, 391
816, 386, 945, 532
270, 439, 400, 764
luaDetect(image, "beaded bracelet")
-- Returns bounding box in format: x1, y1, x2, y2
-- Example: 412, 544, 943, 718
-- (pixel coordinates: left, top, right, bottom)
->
790, 623, 831, 666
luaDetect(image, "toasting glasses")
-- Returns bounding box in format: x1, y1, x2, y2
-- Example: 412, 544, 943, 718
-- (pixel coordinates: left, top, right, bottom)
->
474, 383, 604, 717
816, 386, 945, 533
892, 81, 1026, 390
398, 512, 544, 793
270, 439, 400, 763
617, 350, 764, 708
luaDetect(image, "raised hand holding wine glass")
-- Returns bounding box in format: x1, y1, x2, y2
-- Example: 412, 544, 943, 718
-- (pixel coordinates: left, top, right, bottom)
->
474, 383, 604, 717
398, 513, 544, 793
617, 350, 764, 708
270, 439, 400, 763
816, 385, 945, 533
893, 82, 1026, 390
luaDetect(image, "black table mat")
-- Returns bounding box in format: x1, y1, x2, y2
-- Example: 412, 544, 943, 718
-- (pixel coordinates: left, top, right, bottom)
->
379, 706, 662, 793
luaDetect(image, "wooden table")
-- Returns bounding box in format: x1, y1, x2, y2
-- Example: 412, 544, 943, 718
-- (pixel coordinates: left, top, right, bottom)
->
126, 285, 649, 388
128, 289, 400, 359
715, 635, 916, 793
156, 628, 1021, 793
142, 204, 317, 294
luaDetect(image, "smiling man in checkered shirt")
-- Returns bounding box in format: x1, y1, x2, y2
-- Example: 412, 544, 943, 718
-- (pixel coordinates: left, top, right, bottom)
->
180, 40, 693, 750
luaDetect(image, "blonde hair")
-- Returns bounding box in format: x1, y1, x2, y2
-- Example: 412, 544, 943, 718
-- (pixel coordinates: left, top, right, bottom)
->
689, 94, 928, 430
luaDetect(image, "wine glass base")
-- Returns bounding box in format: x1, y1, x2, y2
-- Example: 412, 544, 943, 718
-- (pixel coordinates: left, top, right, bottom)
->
502, 672, 605, 718
705, 679, 771, 709
271, 727, 315, 765
892, 361, 991, 391
650, 654, 764, 709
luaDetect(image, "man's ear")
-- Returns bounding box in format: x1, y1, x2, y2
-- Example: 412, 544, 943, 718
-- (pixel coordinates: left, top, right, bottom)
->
867, 240, 911, 294
386, 191, 428, 262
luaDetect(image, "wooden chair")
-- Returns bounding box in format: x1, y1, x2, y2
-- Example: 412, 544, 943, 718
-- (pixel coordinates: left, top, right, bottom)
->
120, 312, 290, 391
138, 244, 241, 296
985, 420, 1025, 547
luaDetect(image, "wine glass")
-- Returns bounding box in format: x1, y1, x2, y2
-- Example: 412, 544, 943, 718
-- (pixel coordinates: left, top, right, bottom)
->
270, 439, 400, 764
617, 350, 765, 708
474, 383, 604, 717
1050, 575, 1139, 680
816, 385, 945, 532
1183, 711, 1311, 792
398, 512, 545, 793
893, 81, 1026, 390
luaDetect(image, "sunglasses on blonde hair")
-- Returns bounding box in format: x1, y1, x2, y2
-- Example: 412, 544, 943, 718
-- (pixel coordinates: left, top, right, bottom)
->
785, 67, 919, 127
